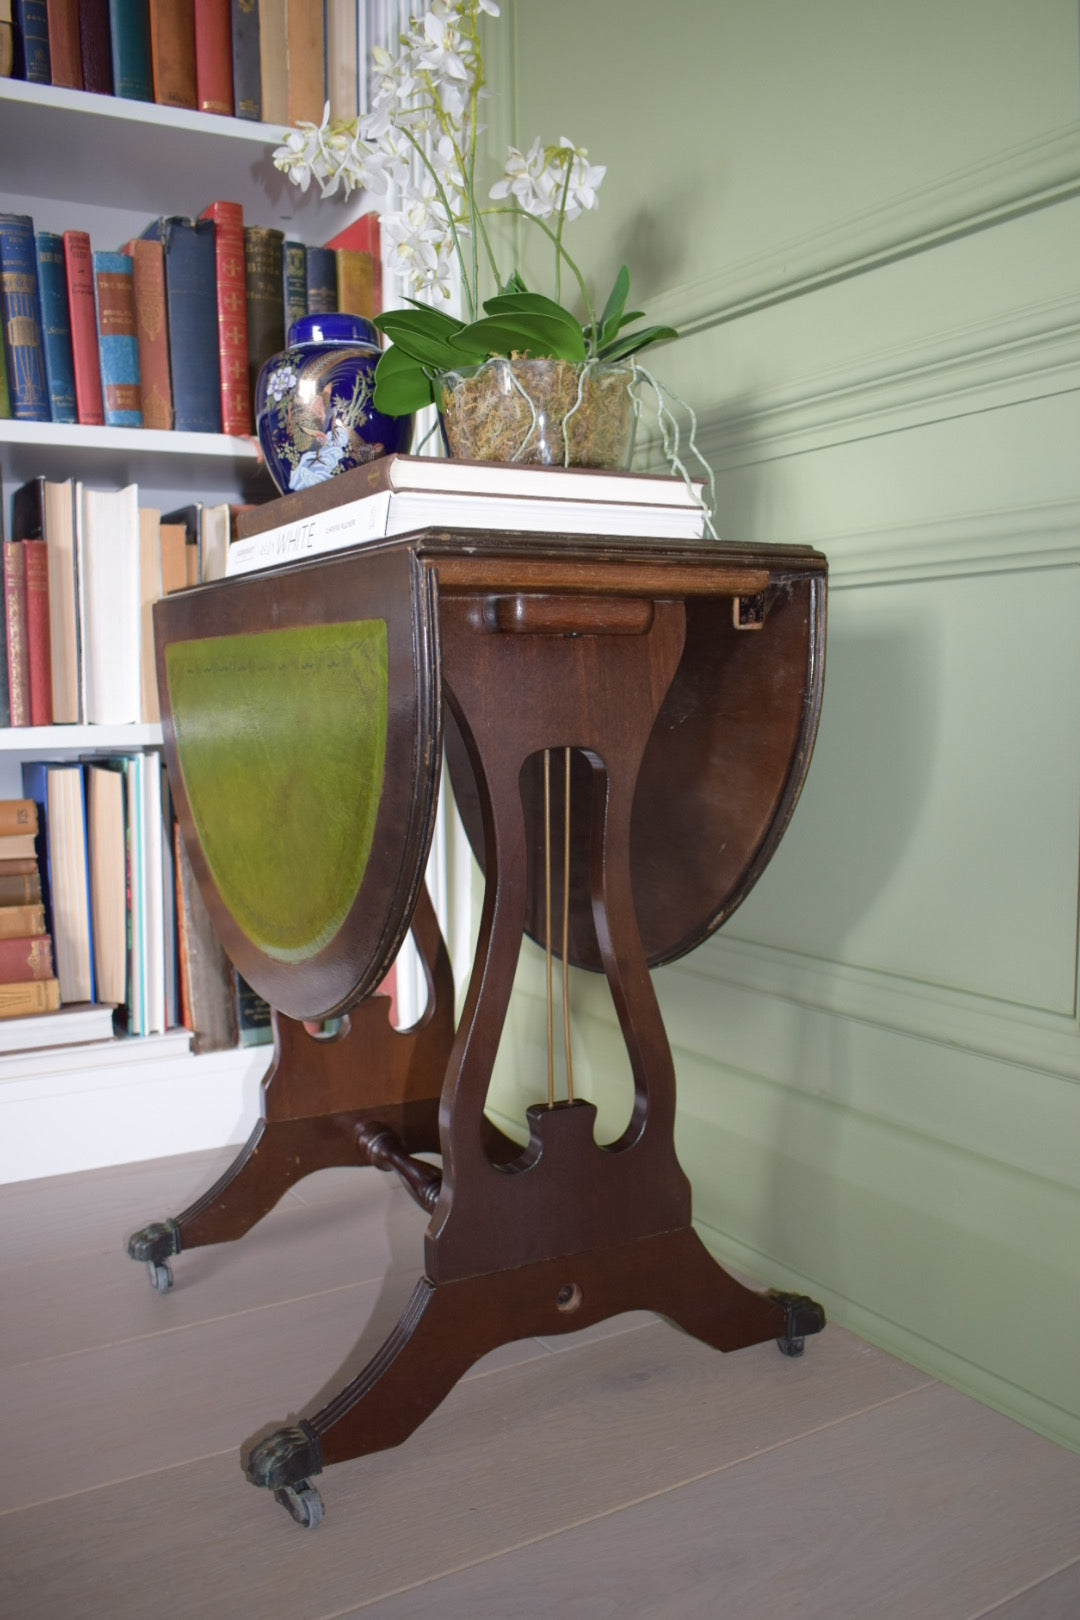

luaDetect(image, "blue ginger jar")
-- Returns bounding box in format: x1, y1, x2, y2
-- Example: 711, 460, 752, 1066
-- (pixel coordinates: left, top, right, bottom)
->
255, 313, 413, 495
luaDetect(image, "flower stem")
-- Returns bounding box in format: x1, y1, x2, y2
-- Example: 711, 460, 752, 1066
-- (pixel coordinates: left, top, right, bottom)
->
482, 206, 597, 339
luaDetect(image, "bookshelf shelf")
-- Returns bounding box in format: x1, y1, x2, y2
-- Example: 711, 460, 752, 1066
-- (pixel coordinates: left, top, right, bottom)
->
0, 419, 266, 493
0, 80, 351, 242
0, 723, 164, 758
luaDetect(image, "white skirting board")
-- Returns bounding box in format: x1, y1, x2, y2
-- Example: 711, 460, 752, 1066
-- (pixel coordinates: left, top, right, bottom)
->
0, 1035, 273, 1184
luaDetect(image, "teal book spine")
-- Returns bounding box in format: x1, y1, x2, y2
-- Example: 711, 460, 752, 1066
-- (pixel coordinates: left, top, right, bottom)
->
34, 233, 78, 424
108, 0, 153, 100
0, 213, 50, 423
283, 240, 307, 336
13, 1, 51, 82
92, 251, 143, 427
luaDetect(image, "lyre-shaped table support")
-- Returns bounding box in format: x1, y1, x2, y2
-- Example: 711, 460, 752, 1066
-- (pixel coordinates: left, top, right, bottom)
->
244, 586, 824, 1508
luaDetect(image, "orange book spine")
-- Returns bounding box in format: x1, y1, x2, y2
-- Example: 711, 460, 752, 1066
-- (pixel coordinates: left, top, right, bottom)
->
334, 249, 376, 322
325, 213, 382, 314
127, 238, 174, 431
285, 0, 324, 125
23, 539, 53, 727
0, 800, 38, 837
0, 978, 62, 1017
200, 201, 251, 435
149, 0, 197, 108
3, 541, 30, 728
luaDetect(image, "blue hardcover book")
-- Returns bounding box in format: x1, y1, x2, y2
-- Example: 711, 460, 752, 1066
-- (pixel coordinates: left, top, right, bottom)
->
230, 0, 261, 120
142, 217, 222, 434
34, 233, 77, 424
92, 251, 143, 427
0, 213, 50, 423
108, 0, 153, 100
13, 1, 50, 82
23, 760, 97, 1004
305, 245, 337, 315
283, 240, 307, 335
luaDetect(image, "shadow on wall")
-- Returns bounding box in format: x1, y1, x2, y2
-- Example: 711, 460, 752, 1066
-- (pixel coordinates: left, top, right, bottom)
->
676, 598, 944, 1302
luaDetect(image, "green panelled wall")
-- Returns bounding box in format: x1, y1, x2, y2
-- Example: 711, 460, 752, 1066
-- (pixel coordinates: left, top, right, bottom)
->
480, 0, 1080, 1449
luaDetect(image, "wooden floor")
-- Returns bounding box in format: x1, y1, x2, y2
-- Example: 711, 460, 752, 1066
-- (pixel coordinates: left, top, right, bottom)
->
1, 1147, 1078, 1619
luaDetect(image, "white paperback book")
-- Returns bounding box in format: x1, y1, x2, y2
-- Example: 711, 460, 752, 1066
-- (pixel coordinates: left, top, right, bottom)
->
79, 483, 141, 723
227, 483, 708, 578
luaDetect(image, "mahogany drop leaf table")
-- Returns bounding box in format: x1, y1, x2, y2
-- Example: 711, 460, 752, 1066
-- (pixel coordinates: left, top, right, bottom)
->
127, 528, 828, 1528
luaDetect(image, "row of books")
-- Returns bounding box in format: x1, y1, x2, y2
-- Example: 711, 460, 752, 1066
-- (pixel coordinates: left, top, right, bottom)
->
7, 756, 270, 1052
8, 1, 360, 125
2, 474, 236, 728
0, 795, 64, 1021
0, 206, 381, 434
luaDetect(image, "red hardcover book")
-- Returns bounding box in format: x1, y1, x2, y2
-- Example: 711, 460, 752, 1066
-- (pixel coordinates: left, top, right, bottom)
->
199, 200, 251, 435
324, 213, 382, 315
192, 0, 232, 114
148, 0, 197, 108
22, 539, 53, 728
62, 231, 106, 426
3, 542, 30, 728
47, 0, 84, 87
0, 934, 56, 983
124, 237, 173, 430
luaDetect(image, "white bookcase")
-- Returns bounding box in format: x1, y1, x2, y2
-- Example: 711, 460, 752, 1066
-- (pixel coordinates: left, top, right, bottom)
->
0, 81, 361, 1184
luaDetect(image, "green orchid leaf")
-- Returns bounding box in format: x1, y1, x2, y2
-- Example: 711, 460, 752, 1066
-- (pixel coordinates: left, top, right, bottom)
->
482, 291, 581, 329
400, 299, 466, 336
500, 269, 529, 295
598, 264, 630, 348
450, 313, 588, 363
373, 345, 435, 415
373, 310, 466, 368
598, 324, 678, 362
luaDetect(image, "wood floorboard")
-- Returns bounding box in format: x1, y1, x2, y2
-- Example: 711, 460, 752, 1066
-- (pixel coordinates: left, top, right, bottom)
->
2, 1153, 1077, 1620
0, 1172, 422, 1367
0, 1323, 927, 1619
355, 1386, 1080, 1620
972, 1559, 1080, 1620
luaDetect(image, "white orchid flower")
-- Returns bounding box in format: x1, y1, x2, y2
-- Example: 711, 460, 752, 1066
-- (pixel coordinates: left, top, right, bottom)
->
489, 138, 557, 218
549, 138, 606, 219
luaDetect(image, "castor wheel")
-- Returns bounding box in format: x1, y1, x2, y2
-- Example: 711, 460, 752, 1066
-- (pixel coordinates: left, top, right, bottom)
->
274, 1481, 324, 1529
767, 1289, 826, 1358
146, 1259, 173, 1293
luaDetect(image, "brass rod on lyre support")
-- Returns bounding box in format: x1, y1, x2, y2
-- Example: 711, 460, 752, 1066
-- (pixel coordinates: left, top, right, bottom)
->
543, 746, 577, 1107
543, 748, 555, 1108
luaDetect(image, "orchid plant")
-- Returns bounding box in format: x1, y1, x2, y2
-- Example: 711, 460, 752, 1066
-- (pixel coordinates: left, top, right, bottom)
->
273, 0, 676, 417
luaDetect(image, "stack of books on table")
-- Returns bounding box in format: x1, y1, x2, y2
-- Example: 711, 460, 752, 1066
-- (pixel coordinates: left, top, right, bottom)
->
227, 456, 712, 576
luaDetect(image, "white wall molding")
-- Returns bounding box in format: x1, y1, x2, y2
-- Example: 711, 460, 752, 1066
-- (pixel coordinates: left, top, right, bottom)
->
795, 496, 1080, 588
680, 935, 1080, 1087
652, 122, 1080, 337
677, 291, 1080, 477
